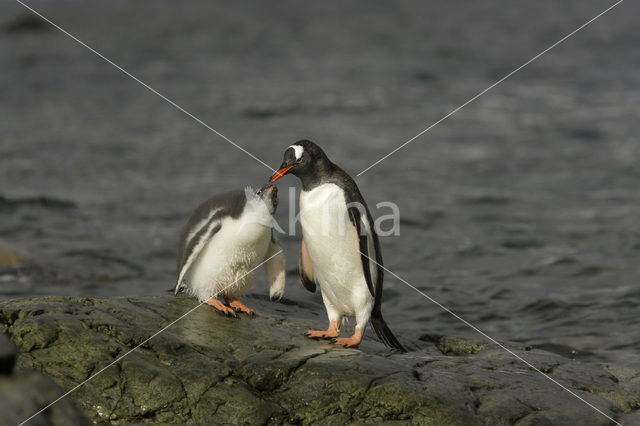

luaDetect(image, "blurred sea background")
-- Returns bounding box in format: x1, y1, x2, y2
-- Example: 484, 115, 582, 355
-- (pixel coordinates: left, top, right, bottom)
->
0, 0, 638, 363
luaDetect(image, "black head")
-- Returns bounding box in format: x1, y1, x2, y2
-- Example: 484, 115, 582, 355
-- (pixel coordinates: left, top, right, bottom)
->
269, 140, 332, 188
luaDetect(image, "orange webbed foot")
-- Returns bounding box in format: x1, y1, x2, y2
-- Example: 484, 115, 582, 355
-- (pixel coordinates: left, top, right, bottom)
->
206, 298, 237, 317
331, 328, 363, 348
225, 298, 255, 317
304, 320, 341, 340
304, 329, 338, 340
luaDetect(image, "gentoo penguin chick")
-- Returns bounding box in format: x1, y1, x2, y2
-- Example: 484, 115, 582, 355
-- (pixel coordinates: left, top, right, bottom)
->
270, 140, 405, 351
175, 184, 285, 316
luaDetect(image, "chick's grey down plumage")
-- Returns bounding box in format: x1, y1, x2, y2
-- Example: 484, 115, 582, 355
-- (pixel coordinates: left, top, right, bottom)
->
176, 190, 247, 277
175, 187, 285, 305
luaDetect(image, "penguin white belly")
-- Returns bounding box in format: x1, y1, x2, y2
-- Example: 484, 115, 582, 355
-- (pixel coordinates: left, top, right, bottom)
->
185, 215, 271, 302
300, 183, 373, 318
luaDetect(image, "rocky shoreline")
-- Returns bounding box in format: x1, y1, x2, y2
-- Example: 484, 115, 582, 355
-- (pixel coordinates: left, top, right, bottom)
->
0, 294, 638, 425
0, 332, 88, 425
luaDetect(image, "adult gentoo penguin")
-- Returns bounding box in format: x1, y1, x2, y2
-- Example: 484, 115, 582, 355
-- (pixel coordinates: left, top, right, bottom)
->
175, 184, 285, 316
270, 140, 405, 350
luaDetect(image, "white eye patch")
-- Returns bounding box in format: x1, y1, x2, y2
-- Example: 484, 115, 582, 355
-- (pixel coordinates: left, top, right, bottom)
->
289, 144, 303, 160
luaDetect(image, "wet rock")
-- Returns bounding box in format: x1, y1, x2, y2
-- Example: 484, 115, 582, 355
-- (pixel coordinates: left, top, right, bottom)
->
530, 342, 595, 360
0, 245, 31, 267
420, 334, 486, 355
0, 294, 638, 425
0, 332, 89, 425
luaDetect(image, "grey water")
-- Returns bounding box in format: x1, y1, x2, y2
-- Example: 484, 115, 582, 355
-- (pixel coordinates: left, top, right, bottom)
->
1, 0, 638, 363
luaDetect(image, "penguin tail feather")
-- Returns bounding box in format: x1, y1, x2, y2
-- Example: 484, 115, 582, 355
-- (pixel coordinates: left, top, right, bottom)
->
370, 313, 406, 352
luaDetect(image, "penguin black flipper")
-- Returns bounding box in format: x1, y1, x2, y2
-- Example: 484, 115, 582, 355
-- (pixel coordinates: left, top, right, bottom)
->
299, 238, 317, 292
347, 206, 375, 298
344, 179, 406, 352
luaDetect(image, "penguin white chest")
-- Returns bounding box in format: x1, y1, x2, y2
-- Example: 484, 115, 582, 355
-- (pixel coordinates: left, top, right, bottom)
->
299, 184, 372, 315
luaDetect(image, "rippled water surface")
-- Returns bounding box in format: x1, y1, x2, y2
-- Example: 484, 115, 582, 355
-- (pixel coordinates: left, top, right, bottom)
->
1, 0, 639, 361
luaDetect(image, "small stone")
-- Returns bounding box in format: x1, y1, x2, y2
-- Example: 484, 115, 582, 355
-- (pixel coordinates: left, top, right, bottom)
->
0, 245, 31, 267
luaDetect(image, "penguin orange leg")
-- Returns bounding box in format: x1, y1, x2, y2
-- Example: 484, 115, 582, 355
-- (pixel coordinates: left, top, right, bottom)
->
206, 297, 237, 317
225, 298, 255, 316
305, 320, 341, 340
332, 327, 364, 348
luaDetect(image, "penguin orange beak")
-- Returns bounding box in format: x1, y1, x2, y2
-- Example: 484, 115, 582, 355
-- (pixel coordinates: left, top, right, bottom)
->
270, 165, 294, 182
